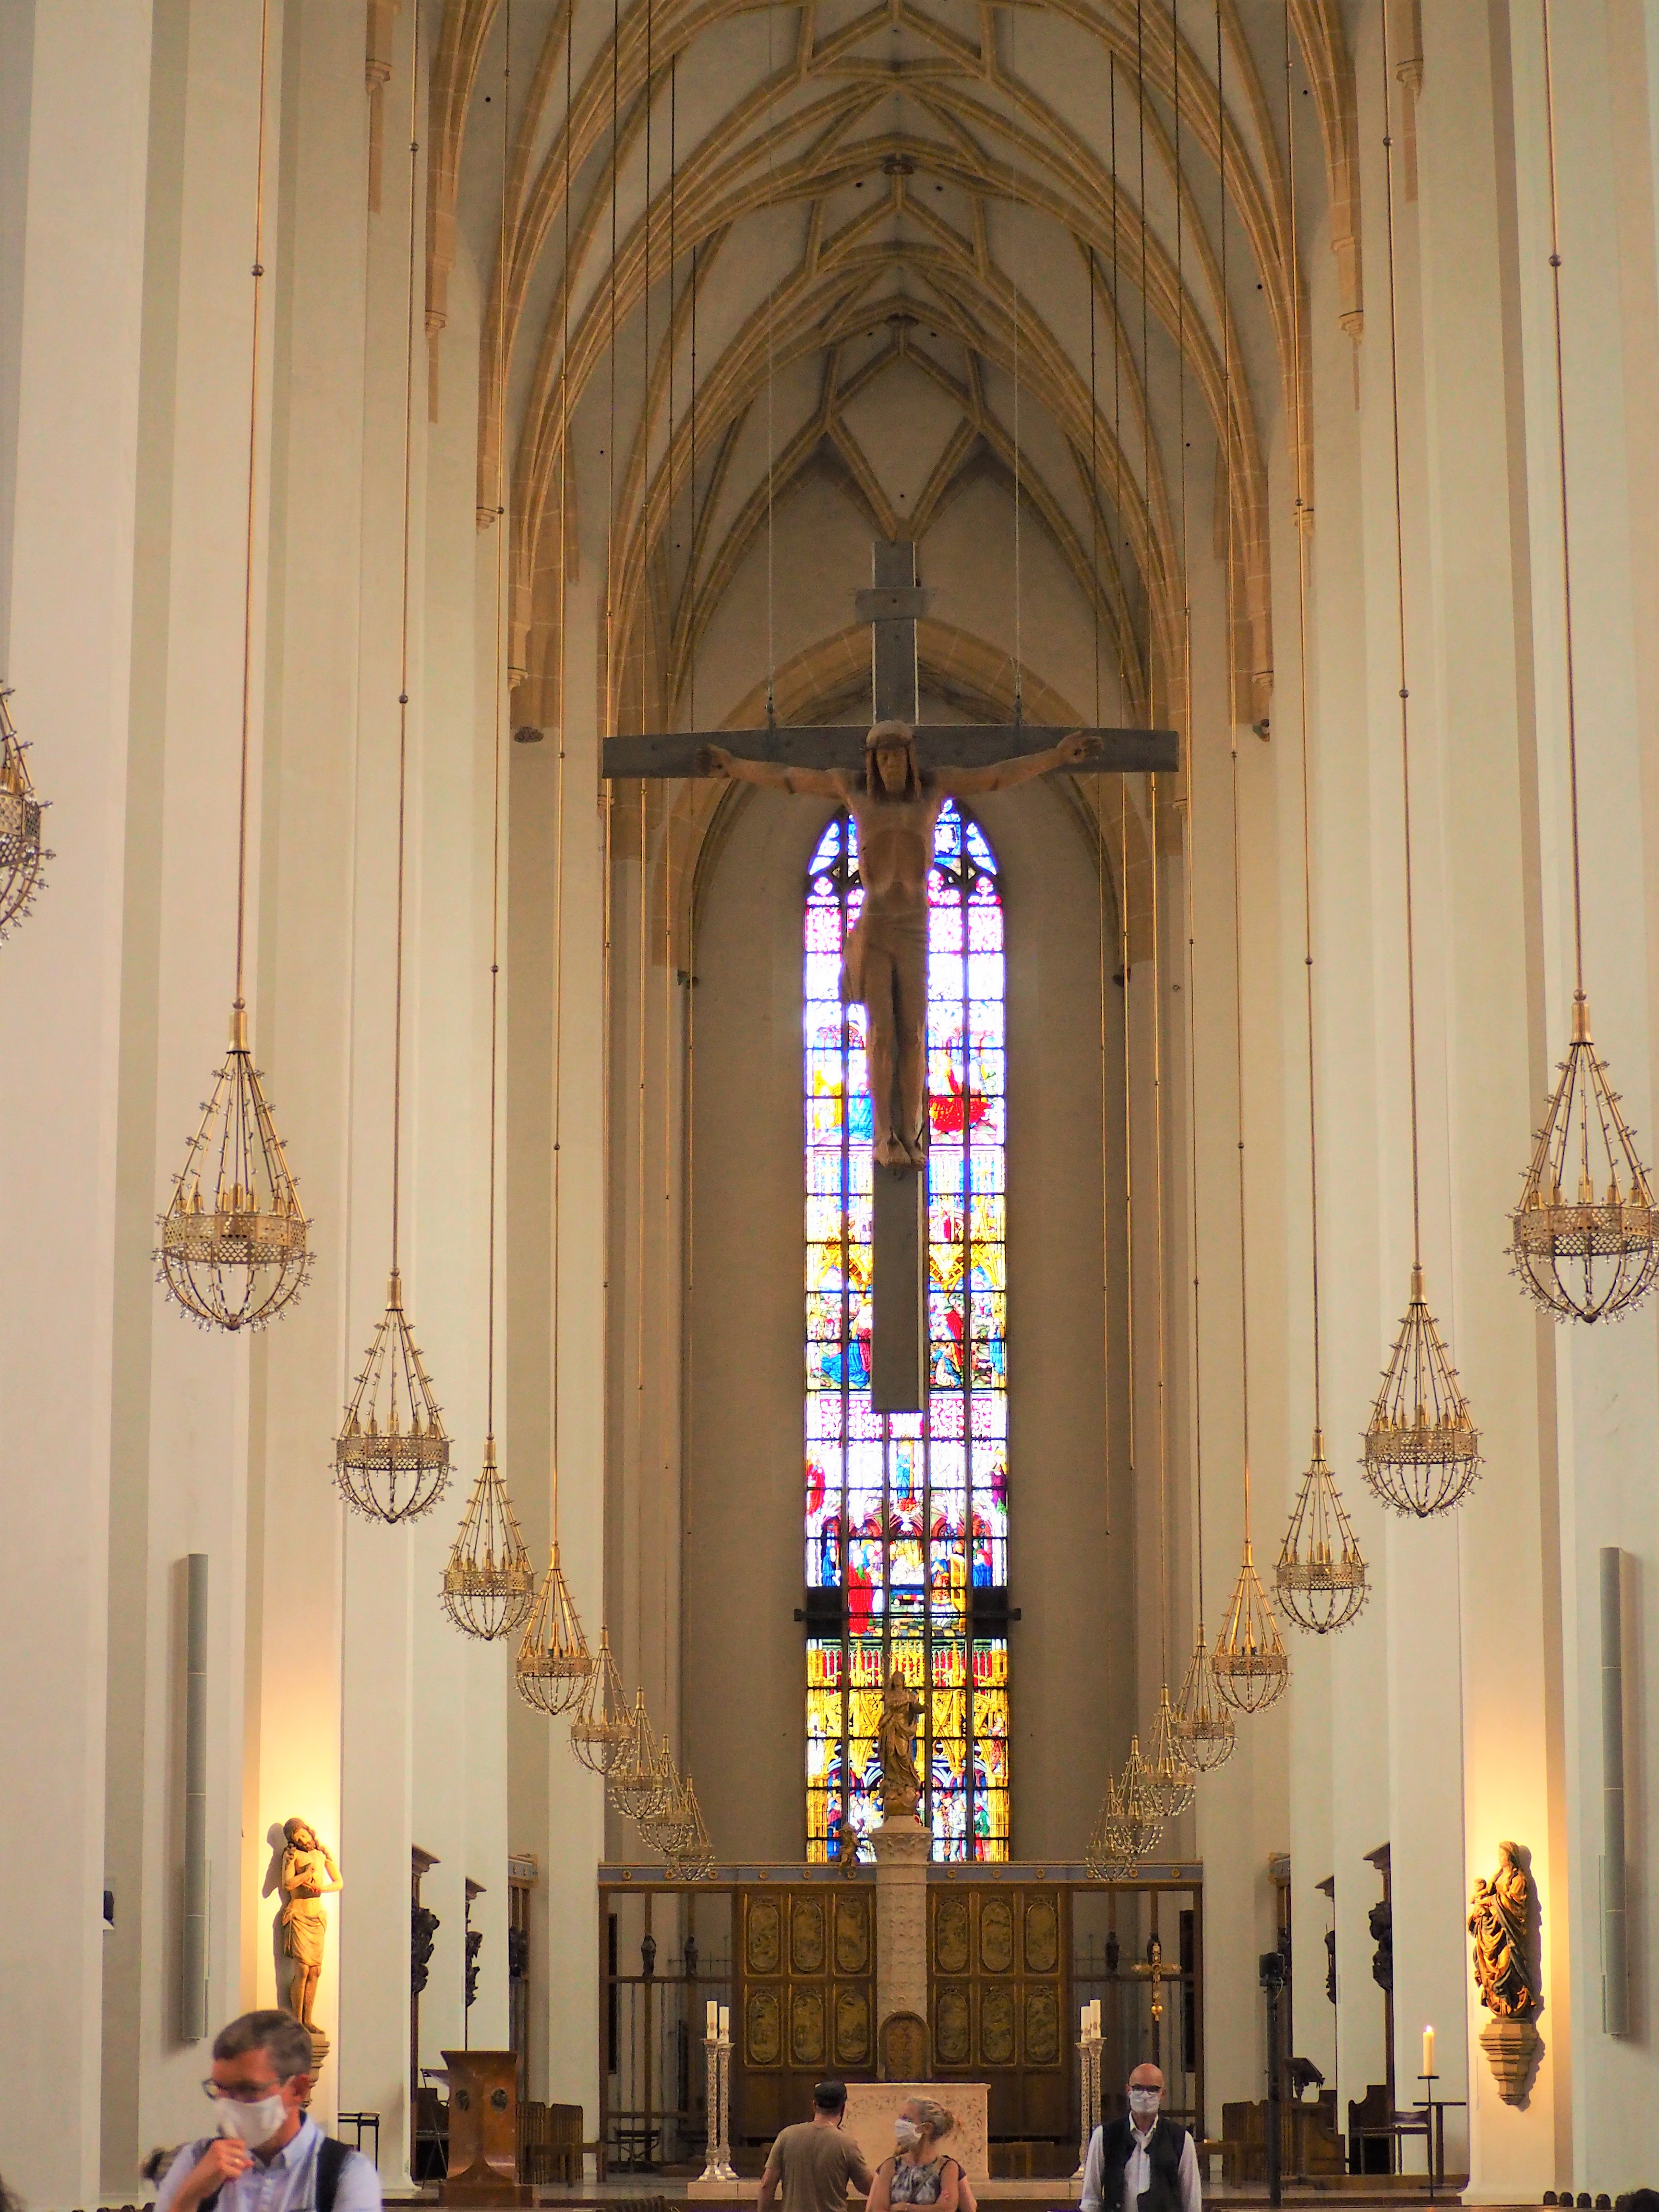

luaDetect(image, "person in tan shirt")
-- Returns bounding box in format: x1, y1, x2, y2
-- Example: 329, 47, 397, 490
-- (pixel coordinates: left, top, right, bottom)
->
759, 2082, 875, 2212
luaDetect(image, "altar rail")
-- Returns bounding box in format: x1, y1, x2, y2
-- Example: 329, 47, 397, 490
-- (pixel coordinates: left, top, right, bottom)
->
597, 1864, 1203, 2178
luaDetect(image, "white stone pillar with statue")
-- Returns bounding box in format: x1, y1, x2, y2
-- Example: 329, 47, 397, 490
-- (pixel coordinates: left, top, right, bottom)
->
871, 1665, 930, 2040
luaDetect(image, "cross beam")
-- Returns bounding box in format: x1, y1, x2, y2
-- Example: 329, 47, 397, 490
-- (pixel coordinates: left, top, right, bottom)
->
603, 723, 1178, 780
606, 541, 1178, 1413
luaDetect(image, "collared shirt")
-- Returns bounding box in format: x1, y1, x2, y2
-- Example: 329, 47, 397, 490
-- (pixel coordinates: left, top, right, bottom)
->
156, 2117, 381, 2212
1079, 2119, 1201, 2212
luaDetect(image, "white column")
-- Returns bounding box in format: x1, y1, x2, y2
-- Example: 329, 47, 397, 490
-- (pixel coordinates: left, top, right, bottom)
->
0, 5, 154, 2204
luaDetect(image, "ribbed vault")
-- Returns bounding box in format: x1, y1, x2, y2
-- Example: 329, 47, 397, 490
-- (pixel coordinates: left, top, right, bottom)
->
427, 0, 1361, 741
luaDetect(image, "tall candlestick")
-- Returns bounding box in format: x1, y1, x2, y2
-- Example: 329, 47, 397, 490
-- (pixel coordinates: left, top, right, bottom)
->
1422, 2024, 1434, 2077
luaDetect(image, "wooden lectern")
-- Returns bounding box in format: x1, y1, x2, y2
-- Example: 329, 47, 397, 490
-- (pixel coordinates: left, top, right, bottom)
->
440, 2048, 530, 2206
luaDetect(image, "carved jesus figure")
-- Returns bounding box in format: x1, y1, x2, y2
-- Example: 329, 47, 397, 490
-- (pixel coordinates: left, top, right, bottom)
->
699, 720, 1096, 1169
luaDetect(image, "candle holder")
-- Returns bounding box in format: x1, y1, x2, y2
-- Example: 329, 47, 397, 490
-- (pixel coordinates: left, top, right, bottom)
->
1417, 2075, 1440, 2200
1073, 2012, 1103, 2177
699, 2015, 736, 2181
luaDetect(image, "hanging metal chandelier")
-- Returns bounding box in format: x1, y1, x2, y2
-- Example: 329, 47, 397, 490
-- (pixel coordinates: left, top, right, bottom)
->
1513, 1009, 1659, 1323
335, 24, 452, 1526
609, 1693, 673, 1821
441, 1437, 535, 1639
1276, 1431, 1369, 1634
1171, 1620, 1236, 1770
635, 1743, 686, 1850
0, 686, 50, 940
569, 1625, 634, 1774
157, 1003, 313, 1329
1363, 1266, 1480, 1518
665, 1779, 715, 1879
336, 1271, 451, 1522
514, 1540, 593, 1714
1211, 1539, 1289, 1714
1145, 1685, 1196, 1818
1508, 13, 1658, 1328
158, 8, 309, 1334
1085, 1737, 1165, 1880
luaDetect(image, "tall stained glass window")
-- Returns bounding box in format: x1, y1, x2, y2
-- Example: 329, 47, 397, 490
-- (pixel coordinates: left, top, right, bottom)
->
804, 800, 1010, 1863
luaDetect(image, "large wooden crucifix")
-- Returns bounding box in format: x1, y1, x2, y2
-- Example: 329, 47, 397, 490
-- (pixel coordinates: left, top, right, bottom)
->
604, 540, 1178, 1413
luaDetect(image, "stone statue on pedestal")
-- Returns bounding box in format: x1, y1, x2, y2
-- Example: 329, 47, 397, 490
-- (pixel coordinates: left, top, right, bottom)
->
279, 1816, 342, 2029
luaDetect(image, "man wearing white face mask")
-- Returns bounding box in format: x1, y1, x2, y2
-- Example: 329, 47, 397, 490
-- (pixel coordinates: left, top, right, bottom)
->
156, 2010, 380, 2212
1079, 2064, 1200, 2212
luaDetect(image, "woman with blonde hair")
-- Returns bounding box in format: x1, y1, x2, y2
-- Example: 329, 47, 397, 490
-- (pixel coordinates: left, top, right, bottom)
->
867, 2098, 964, 2212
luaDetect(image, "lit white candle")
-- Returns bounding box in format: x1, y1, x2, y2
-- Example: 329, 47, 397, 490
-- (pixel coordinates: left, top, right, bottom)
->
707, 1999, 719, 2037
1422, 2024, 1435, 2078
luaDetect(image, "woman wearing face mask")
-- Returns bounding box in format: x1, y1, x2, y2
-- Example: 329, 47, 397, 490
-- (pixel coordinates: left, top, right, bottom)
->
866, 2098, 963, 2212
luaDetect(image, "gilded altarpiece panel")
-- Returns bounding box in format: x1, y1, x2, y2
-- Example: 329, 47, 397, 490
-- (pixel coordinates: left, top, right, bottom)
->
928, 1883, 1070, 2140
735, 1885, 876, 2145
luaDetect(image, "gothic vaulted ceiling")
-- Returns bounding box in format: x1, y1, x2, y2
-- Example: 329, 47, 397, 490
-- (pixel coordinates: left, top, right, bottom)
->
421, 0, 1368, 735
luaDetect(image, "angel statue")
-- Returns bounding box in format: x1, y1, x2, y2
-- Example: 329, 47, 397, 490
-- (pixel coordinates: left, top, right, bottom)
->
279, 1815, 343, 2028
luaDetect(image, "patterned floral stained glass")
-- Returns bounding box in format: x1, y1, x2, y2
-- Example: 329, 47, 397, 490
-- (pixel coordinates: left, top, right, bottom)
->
804, 801, 1010, 1863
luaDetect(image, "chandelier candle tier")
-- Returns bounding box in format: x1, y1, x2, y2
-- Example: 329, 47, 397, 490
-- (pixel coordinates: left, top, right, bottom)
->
441, 14, 539, 1638
1363, 10, 1481, 1517
156, 0, 312, 1332
1508, 5, 1658, 1326
0, 686, 50, 940
1213, 1540, 1289, 1713
440, 1439, 535, 1639
336, 19, 451, 1525
1273, 29, 1368, 1633
568, 1626, 634, 1774
514, 1541, 594, 1714
666, 1780, 715, 1879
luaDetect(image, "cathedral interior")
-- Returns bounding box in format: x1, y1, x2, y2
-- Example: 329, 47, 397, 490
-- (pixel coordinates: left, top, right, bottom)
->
3, 0, 1659, 2202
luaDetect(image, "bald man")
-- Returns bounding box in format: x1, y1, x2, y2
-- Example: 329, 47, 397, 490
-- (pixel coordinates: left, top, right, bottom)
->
1079, 2064, 1200, 2212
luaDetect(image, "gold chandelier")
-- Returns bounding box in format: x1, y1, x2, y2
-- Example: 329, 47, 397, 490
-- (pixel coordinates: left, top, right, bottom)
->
514, 1540, 593, 1714
1271, 75, 1370, 1643
157, 1002, 312, 1329
1085, 1737, 1165, 1880
1145, 1684, 1196, 1818
1513, 1014, 1658, 1325
569, 1625, 634, 1774
0, 687, 49, 940
441, 45, 538, 1640
1508, 14, 1658, 1329
335, 34, 451, 1527
609, 1693, 673, 1821
336, 1271, 451, 1522
1363, 1266, 1479, 1518
665, 1779, 716, 1879
158, 10, 309, 1334
1212, 1538, 1288, 1714
1171, 1620, 1235, 1769
1276, 1431, 1369, 1634
441, 1437, 535, 1639
1362, 16, 1481, 1527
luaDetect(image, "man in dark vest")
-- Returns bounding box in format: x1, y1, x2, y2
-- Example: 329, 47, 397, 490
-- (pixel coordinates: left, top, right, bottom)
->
1079, 2063, 1200, 2212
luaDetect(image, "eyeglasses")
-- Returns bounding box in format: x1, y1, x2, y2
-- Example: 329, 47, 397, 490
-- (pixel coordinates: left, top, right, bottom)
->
202, 2078, 284, 2104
